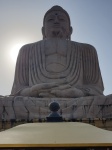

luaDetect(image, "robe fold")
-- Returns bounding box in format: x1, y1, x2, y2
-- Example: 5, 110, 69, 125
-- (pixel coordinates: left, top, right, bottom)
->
11, 39, 104, 96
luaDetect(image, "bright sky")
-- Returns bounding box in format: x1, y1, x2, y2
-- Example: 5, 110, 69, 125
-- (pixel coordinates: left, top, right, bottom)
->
0, 0, 112, 96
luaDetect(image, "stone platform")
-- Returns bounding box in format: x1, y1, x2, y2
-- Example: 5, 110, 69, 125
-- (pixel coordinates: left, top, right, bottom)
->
0, 95, 112, 131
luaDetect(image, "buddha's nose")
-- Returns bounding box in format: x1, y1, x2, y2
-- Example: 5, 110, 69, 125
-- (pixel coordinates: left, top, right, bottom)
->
54, 17, 59, 24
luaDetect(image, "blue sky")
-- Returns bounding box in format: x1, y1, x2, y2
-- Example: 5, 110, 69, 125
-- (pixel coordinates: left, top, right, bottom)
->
0, 0, 112, 95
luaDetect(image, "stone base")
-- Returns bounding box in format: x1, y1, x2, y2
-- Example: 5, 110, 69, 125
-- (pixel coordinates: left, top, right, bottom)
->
0, 95, 112, 130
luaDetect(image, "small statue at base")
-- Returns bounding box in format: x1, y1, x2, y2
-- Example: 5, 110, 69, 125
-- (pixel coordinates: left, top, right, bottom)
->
47, 101, 63, 122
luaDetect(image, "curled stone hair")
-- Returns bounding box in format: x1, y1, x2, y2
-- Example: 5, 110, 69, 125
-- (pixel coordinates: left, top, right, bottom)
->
43, 5, 72, 40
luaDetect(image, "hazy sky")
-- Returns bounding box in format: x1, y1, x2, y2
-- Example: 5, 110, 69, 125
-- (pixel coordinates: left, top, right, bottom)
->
0, 0, 112, 96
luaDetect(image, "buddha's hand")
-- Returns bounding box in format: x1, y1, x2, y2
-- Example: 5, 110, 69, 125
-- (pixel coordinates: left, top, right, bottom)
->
39, 84, 71, 98
29, 82, 59, 97
50, 87, 85, 98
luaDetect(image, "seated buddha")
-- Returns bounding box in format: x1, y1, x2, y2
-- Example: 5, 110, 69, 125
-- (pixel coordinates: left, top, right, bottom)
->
11, 5, 104, 99
0, 6, 112, 123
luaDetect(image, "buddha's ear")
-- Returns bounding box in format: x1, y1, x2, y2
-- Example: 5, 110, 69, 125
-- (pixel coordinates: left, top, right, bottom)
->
68, 26, 73, 40
70, 26, 73, 35
41, 27, 46, 39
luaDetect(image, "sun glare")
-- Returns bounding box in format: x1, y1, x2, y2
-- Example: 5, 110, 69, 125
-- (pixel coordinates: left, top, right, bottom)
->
10, 43, 24, 63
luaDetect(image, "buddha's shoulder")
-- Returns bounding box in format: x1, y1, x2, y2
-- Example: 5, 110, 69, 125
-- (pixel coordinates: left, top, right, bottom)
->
71, 41, 96, 50
19, 40, 43, 52
19, 40, 97, 53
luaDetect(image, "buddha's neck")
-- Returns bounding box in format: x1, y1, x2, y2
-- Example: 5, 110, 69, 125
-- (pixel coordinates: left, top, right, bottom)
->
45, 37, 69, 40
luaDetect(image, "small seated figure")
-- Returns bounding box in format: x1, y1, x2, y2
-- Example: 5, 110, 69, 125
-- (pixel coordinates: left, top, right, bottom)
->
11, 5, 104, 98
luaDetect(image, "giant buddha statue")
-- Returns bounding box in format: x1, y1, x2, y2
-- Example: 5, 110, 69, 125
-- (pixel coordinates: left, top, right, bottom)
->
11, 6, 104, 98
0, 6, 112, 123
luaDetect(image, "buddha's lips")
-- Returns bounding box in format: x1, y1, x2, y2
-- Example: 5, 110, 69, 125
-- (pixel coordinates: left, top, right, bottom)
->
52, 24, 60, 28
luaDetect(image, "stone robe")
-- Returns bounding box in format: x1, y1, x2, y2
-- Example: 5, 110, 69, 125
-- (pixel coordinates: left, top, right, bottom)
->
0, 40, 112, 123
11, 39, 104, 96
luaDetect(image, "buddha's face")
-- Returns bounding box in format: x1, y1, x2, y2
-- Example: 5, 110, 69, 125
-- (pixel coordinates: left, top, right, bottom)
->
42, 11, 72, 39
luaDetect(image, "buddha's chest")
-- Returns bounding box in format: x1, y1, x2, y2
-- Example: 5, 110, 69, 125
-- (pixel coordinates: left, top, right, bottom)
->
29, 40, 82, 84
43, 39, 69, 73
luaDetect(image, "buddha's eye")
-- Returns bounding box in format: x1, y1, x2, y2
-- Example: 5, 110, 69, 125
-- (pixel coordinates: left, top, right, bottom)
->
58, 17, 65, 21
60, 18, 65, 21
48, 18, 54, 21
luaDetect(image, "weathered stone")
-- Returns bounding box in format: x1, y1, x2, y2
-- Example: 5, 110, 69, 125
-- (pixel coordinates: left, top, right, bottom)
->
0, 97, 4, 121
0, 95, 111, 122
1, 96, 15, 121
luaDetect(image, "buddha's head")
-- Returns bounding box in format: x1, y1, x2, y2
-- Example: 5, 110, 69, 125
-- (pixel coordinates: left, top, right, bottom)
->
42, 5, 73, 40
